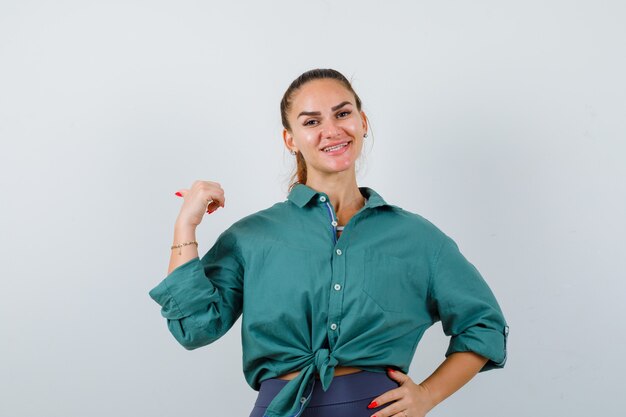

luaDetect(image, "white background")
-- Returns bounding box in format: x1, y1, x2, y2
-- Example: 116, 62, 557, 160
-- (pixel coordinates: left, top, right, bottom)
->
1, 1, 625, 416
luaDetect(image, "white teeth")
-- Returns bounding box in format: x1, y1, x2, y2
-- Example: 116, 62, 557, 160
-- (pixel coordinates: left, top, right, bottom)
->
323, 143, 348, 152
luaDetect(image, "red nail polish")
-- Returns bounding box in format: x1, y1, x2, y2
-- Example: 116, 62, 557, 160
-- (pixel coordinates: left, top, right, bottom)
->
367, 401, 378, 409
175, 192, 182, 197
387, 367, 394, 373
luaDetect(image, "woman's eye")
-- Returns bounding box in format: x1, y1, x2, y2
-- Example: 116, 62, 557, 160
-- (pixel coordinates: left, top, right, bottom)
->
337, 111, 351, 118
304, 119, 318, 126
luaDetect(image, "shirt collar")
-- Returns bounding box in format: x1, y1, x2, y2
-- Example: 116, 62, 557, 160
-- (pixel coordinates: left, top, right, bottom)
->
287, 183, 390, 209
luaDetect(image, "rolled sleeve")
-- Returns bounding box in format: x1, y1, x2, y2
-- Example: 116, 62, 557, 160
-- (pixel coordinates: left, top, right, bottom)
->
428, 236, 508, 372
148, 229, 244, 349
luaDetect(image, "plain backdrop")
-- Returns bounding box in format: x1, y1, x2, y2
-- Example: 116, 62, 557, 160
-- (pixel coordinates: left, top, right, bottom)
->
1, 1, 625, 416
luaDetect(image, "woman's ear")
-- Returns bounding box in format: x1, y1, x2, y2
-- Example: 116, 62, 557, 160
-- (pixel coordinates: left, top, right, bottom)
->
360, 111, 368, 133
283, 128, 297, 153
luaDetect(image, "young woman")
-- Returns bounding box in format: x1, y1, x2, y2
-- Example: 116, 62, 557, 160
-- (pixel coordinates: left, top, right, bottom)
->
149, 68, 509, 417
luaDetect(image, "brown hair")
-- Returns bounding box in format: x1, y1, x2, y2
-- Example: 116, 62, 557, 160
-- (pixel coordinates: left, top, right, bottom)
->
280, 68, 366, 192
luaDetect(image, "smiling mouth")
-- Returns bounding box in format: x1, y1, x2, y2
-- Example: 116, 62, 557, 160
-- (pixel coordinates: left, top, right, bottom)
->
321, 141, 352, 153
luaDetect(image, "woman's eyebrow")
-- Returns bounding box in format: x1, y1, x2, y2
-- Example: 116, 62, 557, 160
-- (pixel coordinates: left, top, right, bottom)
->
297, 101, 352, 118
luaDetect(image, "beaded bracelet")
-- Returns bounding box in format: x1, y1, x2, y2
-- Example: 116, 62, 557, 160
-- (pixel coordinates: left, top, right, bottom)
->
171, 240, 198, 255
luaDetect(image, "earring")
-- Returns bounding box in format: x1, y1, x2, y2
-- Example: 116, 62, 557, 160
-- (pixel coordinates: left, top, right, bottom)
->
363, 132, 368, 138
290, 149, 297, 155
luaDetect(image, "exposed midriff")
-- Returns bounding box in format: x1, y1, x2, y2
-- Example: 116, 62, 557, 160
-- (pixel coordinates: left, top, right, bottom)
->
276, 366, 363, 381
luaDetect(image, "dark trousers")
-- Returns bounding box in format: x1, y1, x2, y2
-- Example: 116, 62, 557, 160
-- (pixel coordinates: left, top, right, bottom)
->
248, 370, 399, 417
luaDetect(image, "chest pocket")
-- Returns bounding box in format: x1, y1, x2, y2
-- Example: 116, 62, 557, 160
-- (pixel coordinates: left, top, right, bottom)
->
362, 248, 421, 313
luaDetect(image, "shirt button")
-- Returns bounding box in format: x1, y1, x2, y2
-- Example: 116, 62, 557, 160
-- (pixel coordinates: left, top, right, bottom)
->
319, 196, 327, 202
335, 249, 342, 256
300, 397, 307, 404
331, 220, 338, 227
334, 284, 341, 291
330, 323, 337, 330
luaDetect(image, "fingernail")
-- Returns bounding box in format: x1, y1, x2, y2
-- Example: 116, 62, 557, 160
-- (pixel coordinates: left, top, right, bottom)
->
175, 192, 182, 197
367, 401, 378, 409
387, 367, 394, 373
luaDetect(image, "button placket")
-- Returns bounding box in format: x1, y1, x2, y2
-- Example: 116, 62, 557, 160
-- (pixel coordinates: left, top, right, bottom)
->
321, 197, 339, 245
328, 243, 346, 345
318, 192, 346, 347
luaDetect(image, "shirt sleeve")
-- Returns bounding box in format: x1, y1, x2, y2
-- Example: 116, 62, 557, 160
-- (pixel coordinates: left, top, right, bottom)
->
428, 236, 509, 372
148, 228, 244, 350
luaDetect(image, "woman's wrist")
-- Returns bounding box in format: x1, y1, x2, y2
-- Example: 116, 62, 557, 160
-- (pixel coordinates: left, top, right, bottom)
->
174, 220, 197, 236
168, 224, 199, 274
417, 381, 440, 412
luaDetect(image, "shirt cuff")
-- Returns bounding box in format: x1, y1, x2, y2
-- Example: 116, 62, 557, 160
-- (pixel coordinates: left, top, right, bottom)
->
445, 324, 509, 372
148, 257, 220, 319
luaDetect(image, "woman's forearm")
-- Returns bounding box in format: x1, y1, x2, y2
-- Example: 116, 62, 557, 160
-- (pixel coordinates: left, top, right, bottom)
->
419, 351, 489, 408
168, 223, 199, 275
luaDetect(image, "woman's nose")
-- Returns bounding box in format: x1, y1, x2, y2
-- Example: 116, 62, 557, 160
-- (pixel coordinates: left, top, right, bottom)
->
321, 119, 342, 138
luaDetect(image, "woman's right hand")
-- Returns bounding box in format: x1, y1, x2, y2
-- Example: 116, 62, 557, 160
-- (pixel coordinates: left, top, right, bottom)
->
174, 180, 225, 228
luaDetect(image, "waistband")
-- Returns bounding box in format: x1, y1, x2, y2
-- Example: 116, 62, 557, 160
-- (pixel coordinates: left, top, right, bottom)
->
254, 370, 398, 408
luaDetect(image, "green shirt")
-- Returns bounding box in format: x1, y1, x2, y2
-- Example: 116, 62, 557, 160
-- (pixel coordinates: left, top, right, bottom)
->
149, 183, 509, 417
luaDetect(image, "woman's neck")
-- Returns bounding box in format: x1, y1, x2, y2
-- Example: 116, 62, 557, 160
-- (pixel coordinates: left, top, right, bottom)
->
305, 177, 364, 214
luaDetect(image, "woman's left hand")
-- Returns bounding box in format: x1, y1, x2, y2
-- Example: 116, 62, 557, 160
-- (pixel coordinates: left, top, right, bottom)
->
366, 368, 437, 417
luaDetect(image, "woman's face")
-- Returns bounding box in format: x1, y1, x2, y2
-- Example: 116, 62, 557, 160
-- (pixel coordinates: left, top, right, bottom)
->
283, 78, 368, 180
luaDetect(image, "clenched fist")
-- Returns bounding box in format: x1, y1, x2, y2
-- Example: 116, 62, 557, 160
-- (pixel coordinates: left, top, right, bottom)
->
174, 180, 225, 228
